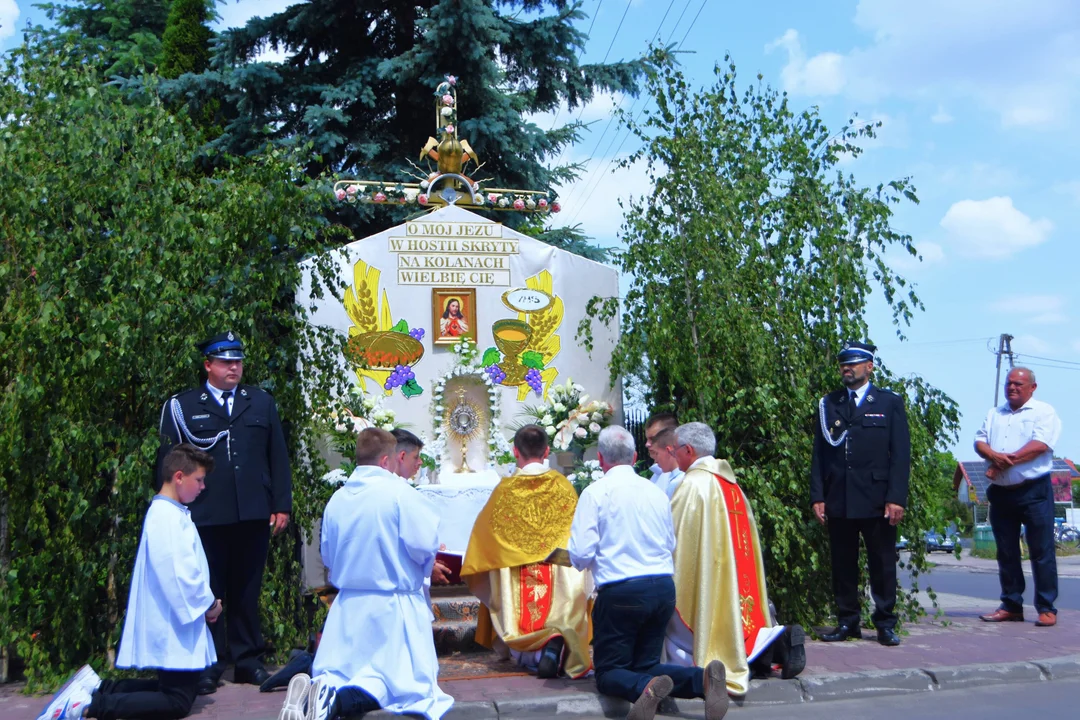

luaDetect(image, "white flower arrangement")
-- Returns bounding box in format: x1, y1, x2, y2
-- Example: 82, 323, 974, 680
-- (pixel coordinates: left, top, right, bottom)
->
567, 459, 604, 493
521, 378, 614, 453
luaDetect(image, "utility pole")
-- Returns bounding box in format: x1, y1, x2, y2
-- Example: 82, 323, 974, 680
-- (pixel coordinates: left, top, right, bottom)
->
993, 333, 1015, 406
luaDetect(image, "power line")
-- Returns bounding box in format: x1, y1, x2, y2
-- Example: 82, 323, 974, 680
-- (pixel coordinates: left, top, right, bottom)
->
1015, 361, 1080, 373
549, 0, 608, 131
1014, 353, 1080, 368
568, 0, 707, 224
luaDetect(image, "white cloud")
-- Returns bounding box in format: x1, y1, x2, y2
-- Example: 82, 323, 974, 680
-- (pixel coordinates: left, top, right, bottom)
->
781, 1, 1080, 128
890, 241, 945, 272
1012, 334, 1053, 355
1054, 180, 1080, 203
917, 241, 945, 264
989, 295, 1068, 325
765, 30, 846, 96
931, 105, 953, 123
939, 196, 1053, 259
553, 153, 653, 246
0, 0, 19, 43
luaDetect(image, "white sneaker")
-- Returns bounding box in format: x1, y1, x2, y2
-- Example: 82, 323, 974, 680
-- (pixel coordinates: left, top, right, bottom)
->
36, 666, 98, 720
278, 673, 311, 720
37, 682, 92, 720
305, 675, 337, 720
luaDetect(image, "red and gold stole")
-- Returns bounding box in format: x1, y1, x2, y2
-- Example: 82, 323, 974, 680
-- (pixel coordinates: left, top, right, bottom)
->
716, 475, 768, 655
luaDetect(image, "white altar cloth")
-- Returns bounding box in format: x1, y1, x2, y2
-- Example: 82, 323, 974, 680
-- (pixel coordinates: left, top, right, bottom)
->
417, 472, 500, 554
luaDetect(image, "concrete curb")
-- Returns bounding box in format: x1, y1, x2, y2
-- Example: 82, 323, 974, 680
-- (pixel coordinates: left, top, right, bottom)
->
357, 653, 1080, 718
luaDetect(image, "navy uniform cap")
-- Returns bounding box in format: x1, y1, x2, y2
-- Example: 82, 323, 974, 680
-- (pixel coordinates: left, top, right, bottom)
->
197, 331, 245, 360
837, 341, 876, 365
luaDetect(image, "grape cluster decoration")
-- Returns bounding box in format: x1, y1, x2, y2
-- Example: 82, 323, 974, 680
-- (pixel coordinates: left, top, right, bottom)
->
384, 364, 417, 391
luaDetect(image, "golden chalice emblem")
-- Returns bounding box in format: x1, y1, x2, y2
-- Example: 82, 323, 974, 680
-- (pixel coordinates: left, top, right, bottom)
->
492, 319, 533, 386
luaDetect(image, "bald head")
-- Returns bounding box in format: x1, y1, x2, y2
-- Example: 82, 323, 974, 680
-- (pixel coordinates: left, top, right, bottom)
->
1005, 367, 1037, 410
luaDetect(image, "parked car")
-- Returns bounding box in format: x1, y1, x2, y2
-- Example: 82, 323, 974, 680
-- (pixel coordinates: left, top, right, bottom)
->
895, 535, 909, 551
924, 525, 960, 553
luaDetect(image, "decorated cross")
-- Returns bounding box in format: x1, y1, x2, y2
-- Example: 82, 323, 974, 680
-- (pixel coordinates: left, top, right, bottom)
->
333, 76, 561, 214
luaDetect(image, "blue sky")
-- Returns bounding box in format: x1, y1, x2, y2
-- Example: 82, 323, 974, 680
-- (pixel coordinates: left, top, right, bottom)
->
4, 0, 1079, 460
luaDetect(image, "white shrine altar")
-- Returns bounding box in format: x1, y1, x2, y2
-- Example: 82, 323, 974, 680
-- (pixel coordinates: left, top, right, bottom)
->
297, 205, 621, 579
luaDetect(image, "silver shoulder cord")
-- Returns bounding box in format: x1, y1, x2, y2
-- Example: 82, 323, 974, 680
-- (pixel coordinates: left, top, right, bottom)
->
163, 397, 231, 459
819, 396, 847, 448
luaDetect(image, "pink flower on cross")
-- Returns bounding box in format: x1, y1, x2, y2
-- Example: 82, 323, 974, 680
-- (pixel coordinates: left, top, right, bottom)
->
335, 189, 346, 201
513, 198, 525, 210
447, 75, 457, 86
538, 198, 548, 208
552, 202, 562, 213
445, 125, 455, 134
442, 94, 454, 106
488, 193, 499, 204
418, 194, 429, 205
373, 192, 387, 203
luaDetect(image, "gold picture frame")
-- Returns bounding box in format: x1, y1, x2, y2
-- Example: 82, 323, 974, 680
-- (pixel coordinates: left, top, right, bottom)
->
432, 288, 477, 345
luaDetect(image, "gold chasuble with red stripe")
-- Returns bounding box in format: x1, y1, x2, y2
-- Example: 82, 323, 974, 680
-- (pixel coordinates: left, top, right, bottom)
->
461, 467, 592, 678
668, 458, 779, 696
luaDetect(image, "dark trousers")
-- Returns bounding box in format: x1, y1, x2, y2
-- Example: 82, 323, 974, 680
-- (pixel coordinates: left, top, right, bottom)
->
198, 520, 271, 679
988, 475, 1058, 615
87, 670, 199, 720
828, 516, 898, 630
332, 686, 381, 718
592, 575, 704, 703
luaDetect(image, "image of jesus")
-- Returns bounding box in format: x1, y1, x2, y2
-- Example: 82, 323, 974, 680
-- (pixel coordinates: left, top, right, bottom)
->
440, 298, 469, 338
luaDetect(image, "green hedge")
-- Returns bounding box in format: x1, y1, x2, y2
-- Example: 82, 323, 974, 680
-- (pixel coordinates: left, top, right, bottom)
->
0, 43, 348, 688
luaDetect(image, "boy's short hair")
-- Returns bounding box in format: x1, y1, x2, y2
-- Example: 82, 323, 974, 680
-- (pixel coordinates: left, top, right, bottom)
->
645, 411, 678, 432
652, 427, 677, 451
513, 424, 549, 460
355, 427, 397, 466
159, 444, 214, 490
391, 428, 424, 455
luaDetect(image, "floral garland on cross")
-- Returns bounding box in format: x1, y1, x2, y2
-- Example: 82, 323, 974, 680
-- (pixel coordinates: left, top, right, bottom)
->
425, 338, 515, 475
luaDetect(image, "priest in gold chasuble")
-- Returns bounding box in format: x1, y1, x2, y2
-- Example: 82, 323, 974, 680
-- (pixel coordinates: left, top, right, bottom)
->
461, 425, 592, 679
664, 423, 795, 696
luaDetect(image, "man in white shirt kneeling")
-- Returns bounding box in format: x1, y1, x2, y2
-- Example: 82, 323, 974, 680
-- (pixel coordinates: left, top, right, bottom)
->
569, 426, 728, 720
280, 428, 453, 720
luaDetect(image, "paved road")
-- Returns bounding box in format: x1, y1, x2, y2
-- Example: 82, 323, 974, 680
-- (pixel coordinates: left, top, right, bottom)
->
905, 565, 1080, 610
568, 678, 1080, 719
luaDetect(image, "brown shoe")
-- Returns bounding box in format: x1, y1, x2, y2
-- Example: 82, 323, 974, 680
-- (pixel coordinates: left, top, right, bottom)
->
702, 660, 730, 720
1035, 612, 1057, 627
627, 675, 673, 720
979, 608, 1024, 622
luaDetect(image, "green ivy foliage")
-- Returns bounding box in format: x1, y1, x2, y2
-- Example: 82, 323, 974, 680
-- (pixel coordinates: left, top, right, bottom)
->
580, 52, 962, 629
0, 42, 350, 688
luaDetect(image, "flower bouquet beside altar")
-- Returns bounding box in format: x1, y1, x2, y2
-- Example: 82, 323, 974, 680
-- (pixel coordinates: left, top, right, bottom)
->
315, 389, 400, 483
522, 378, 613, 456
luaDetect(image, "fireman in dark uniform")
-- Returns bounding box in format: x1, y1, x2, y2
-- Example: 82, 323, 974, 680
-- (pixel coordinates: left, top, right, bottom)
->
158, 332, 291, 693
810, 342, 911, 647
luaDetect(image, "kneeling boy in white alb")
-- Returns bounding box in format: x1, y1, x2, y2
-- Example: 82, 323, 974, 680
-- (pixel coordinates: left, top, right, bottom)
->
37, 444, 221, 720
280, 428, 453, 720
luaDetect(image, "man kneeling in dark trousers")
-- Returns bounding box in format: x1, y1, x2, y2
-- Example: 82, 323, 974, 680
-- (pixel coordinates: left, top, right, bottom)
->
568, 425, 728, 720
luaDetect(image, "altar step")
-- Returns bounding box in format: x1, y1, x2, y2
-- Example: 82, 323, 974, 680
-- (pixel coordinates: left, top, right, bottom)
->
432, 584, 484, 657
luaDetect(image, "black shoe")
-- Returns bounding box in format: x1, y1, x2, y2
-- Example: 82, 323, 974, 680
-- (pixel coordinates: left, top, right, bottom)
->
819, 623, 862, 642
260, 650, 314, 692
537, 637, 565, 679
196, 676, 219, 696
877, 628, 901, 647
234, 666, 271, 686
780, 625, 806, 679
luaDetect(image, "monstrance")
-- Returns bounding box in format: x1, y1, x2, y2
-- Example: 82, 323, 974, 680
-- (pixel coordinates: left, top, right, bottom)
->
444, 387, 487, 473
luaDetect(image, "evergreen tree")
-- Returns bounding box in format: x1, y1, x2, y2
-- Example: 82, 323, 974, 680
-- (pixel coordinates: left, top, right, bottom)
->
35, 0, 172, 77
169, 0, 647, 249
159, 0, 214, 79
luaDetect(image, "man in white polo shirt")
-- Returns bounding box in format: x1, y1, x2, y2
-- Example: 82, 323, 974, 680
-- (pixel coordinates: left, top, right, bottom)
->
568, 426, 728, 720
975, 367, 1062, 627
